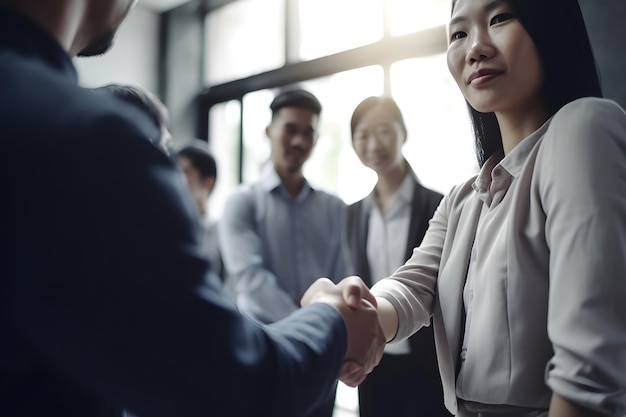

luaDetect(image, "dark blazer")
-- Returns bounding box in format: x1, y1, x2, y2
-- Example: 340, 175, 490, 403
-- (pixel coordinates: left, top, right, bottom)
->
347, 176, 444, 383
0, 8, 345, 417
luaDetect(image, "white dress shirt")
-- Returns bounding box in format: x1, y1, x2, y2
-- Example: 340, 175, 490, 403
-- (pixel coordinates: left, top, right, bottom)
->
366, 173, 413, 354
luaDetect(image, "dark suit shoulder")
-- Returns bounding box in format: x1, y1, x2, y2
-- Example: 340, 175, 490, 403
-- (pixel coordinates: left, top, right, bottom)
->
2, 55, 160, 154
346, 197, 368, 233
347, 197, 365, 213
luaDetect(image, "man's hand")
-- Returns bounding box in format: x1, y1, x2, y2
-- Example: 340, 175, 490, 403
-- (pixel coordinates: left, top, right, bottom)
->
301, 276, 385, 386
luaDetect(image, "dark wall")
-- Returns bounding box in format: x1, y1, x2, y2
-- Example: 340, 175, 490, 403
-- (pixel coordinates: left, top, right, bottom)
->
161, 1, 205, 144
580, 0, 626, 108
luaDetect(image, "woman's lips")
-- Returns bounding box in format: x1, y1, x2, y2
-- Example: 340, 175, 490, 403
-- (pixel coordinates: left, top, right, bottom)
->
467, 69, 504, 86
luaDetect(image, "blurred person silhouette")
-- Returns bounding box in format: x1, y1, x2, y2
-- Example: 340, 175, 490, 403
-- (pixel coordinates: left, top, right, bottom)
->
347, 95, 448, 417
0, 1, 386, 416
306, 0, 626, 415
176, 143, 224, 281
219, 88, 354, 417
96, 83, 173, 154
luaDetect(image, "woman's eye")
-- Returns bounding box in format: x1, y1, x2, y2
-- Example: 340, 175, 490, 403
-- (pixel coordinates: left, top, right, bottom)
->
451, 31, 467, 41
490, 13, 514, 25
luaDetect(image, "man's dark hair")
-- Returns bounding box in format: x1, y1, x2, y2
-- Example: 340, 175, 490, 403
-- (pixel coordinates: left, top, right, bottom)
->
177, 145, 217, 180
98, 84, 165, 129
269, 89, 322, 120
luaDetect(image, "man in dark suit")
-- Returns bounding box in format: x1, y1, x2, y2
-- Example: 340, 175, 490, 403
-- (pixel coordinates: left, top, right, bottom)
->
0, 1, 384, 416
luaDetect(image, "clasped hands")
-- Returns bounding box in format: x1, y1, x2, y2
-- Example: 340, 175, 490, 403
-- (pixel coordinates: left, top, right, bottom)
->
300, 276, 386, 387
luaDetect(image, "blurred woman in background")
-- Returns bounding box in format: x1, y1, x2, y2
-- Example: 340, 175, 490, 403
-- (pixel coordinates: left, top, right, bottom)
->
347, 96, 447, 417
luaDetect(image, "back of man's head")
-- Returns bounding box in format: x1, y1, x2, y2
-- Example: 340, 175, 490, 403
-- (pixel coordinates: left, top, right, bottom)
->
177, 145, 217, 180
98, 84, 165, 129
96, 84, 173, 154
269, 89, 322, 120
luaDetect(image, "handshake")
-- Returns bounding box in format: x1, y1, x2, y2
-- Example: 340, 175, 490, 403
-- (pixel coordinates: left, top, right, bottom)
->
300, 276, 388, 387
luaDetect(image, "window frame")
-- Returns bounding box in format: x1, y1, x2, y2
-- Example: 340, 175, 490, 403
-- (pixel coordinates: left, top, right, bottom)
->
197, 18, 446, 183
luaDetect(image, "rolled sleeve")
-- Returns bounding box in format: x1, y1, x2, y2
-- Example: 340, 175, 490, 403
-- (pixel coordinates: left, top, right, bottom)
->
538, 98, 626, 414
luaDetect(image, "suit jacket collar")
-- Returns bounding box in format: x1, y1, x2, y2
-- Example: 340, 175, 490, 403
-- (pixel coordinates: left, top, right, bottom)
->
0, 7, 77, 81
406, 181, 434, 260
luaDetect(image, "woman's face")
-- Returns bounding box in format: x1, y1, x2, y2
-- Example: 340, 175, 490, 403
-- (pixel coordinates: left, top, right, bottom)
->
352, 104, 406, 175
446, 0, 544, 115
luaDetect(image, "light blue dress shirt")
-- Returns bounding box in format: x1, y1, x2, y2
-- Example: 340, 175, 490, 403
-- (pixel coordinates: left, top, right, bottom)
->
219, 166, 353, 323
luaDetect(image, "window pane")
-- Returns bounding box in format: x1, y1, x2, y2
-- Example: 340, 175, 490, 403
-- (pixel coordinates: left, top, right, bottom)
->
241, 90, 274, 184
388, 0, 450, 36
297, 0, 384, 61
391, 55, 478, 195
208, 100, 241, 221
204, 0, 285, 85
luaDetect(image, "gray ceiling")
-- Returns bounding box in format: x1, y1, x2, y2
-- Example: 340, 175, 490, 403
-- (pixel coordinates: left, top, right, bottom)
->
139, 0, 192, 12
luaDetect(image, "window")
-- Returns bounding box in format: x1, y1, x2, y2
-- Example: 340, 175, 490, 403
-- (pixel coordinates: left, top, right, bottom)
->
391, 55, 478, 195
241, 90, 274, 184
388, 0, 451, 36
200, 0, 475, 211
207, 100, 241, 221
204, 0, 285, 85
297, 0, 384, 61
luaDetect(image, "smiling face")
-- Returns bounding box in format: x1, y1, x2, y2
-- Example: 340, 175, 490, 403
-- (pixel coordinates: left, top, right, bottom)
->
446, 0, 544, 115
352, 103, 406, 175
266, 107, 319, 176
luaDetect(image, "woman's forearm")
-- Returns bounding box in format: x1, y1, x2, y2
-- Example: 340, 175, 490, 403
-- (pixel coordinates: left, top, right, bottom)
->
549, 393, 605, 417
375, 297, 399, 343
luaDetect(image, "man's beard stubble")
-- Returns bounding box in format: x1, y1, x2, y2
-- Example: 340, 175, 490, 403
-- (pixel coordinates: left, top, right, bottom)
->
77, 31, 116, 57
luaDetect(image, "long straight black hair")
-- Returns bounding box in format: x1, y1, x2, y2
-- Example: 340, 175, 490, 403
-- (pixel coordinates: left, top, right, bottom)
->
451, 0, 603, 167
